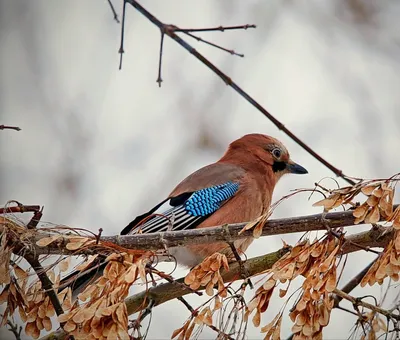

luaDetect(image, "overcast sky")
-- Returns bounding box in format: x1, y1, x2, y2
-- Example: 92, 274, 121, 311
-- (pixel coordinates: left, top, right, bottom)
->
1, 1, 400, 339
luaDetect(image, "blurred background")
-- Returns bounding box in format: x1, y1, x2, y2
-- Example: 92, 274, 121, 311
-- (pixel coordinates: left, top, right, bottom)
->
1, 0, 400, 339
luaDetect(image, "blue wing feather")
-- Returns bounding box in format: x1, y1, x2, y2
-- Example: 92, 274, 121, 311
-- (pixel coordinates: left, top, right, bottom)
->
128, 181, 239, 234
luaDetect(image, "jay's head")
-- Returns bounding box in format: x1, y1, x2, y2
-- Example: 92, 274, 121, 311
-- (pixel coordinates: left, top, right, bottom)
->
223, 133, 308, 181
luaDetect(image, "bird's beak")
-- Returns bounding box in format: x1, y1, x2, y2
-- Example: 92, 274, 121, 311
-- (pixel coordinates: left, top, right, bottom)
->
286, 161, 308, 174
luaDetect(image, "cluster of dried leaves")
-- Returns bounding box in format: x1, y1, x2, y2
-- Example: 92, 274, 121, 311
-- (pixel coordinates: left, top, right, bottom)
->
359, 311, 388, 340
171, 304, 219, 340
313, 180, 398, 225
170, 254, 233, 339
247, 237, 340, 340
0, 216, 72, 338
24, 274, 72, 338
184, 253, 229, 297
314, 178, 400, 287
360, 230, 400, 286
58, 253, 146, 340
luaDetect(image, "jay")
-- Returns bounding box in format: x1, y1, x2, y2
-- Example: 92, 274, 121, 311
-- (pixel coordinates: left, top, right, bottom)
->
121, 133, 307, 267
63, 133, 307, 292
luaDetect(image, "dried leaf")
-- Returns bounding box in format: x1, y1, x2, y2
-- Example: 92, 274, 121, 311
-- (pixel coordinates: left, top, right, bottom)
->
362, 185, 378, 196
0, 247, 11, 284
263, 278, 276, 291
353, 203, 369, 218
253, 224, 263, 238
279, 288, 287, 298
36, 235, 61, 247
253, 311, 261, 327
313, 194, 341, 210
366, 195, 379, 207
59, 257, 70, 273
365, 206, 380, 224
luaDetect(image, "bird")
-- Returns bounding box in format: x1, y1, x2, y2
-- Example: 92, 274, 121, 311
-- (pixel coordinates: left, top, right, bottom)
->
62, 133, 307, 292
122, 133, 307, 267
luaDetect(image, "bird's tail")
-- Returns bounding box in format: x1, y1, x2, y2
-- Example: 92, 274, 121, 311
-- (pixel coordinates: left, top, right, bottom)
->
59, 258, 107, 300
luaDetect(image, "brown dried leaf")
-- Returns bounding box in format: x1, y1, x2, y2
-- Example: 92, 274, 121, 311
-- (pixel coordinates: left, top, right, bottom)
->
124, 264, 138, 284
58, 312, 73, 323
205, 281, 214, 296
0, 247, 11, 284
263, 278, 276, 291
353, 203, 369, 218
362, 185, 378, 196
253, 224, 263, 238
204, 308, 213, 326
221, 255, 229, 271
184, 321, 195, 340
365, 206, 380, 224
0, 287, 9, 304
13, 264, 28, 280
36, 235, 61, 247
25, 321, 40, 339
66, 238, 93, 251
42, 317, 52, 332
366, 195, 379, 207
59, 257, 70, 273
261, 313, 280, 334
184, 270, 196, 286
213, 296, 222, 311
171, 326, 184, 339
253, 311, 261, 327
318, 303, 330, 326
313, 194, 341, 210
279, 288, 287, 298
325, 269, 337, 292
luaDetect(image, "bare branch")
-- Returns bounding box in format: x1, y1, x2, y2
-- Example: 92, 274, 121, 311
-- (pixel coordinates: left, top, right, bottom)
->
182, 31, 245, 57
333, 288, 400, 321
106, 0, 120, 23
173, 24, 256, 33
29, 207, 397, 255
0, 204, 40, 214
123, 0, 355, 185
0, 124, 21, 131
1, 315, 23, 340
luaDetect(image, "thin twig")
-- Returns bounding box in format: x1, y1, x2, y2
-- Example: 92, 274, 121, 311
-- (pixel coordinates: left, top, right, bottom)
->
183, 31, 244, 57
106, 0, 120, 23
333, 288, 400, 321
124, 0, 355, 185
173, 24, 256, 33
156, 30, 165, 86
0, 125, 21, 131
26, 207, 43, 229
1, 316, 23, 340
0, 204, 41, 214
118, 0, 127, 69
334, 259, 378, 308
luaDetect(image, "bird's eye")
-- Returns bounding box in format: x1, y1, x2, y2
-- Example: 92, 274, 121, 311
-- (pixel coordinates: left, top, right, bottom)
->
272, 148, 281, 159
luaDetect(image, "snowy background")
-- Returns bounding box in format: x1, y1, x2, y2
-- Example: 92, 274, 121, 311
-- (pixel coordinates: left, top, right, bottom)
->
1, 0, 400, 339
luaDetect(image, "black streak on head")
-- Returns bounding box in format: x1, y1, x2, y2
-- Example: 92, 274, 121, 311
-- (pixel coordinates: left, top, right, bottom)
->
272, 161, 287, 173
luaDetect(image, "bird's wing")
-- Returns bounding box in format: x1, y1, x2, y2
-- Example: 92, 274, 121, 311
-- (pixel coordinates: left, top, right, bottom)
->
121, 163, 245, 235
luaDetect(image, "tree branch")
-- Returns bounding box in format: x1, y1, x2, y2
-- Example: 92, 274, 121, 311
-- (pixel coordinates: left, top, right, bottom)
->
0, 124, 21, 131
333, 288, 400, 321
29, 207, 396, 255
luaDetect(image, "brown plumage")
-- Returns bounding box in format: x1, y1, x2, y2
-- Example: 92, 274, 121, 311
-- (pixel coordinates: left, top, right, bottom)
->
144, 133, 308, 267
